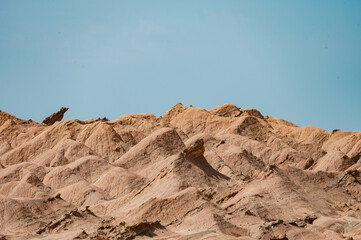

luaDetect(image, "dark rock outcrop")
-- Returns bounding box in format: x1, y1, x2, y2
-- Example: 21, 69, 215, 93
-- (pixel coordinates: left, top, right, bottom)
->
42, 107, 69, 125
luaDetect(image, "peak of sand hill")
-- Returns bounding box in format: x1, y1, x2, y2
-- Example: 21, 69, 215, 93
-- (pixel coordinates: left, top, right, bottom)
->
0, 103, 360, 240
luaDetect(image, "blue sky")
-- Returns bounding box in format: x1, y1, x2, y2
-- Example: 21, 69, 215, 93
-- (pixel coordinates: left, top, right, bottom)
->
0, 0, 360, 131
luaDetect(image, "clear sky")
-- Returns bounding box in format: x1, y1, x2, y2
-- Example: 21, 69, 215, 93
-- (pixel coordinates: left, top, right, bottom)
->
0, 1, 360, 131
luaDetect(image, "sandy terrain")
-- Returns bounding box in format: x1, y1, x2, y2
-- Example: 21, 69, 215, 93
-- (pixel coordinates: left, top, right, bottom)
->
0, 103, 360, 239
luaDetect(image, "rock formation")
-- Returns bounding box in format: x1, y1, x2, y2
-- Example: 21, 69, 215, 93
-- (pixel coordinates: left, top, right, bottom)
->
0, 103, 360, 240
42, 107, 69, 125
